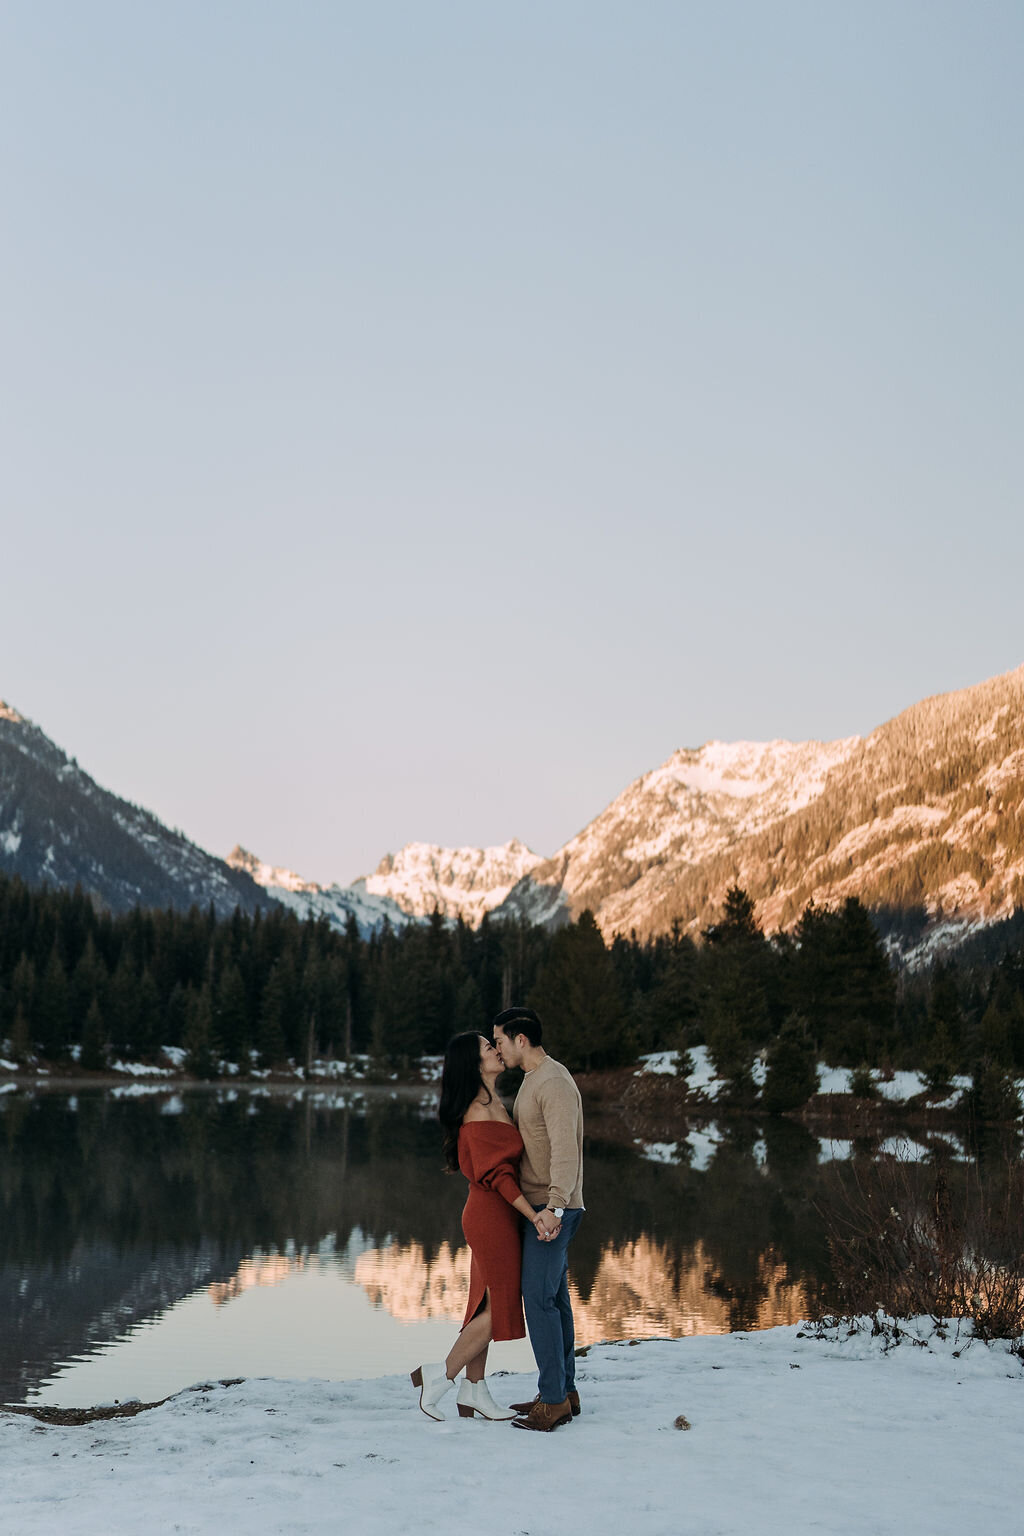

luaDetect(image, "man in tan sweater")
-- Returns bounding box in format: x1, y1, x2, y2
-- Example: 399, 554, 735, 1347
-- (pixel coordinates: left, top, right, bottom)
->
493, 1006, 585, 1432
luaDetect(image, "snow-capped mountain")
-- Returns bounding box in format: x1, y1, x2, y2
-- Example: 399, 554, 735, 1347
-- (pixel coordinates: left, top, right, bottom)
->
226, 847, 410, 939
498, 663, 1024, 951
0, 701, 271, 917
226, 838, 546, 939
360, 839, 545, 924
6, 661, 1024, 956
497, 737, 861, 933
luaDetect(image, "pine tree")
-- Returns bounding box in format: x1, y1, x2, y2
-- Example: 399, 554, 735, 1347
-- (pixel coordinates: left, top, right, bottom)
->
36, 947, 71, 1060
105, 953, 139, 1058
453, 975, 485, 1035
257, 962, 289, 1067
341, 915, 366, 1055
135, 968, 163, 1059
923, 1021, 958, 1095
184, 983, 221, 1079
70, 936, 107, 1041
164, 981, 189, 1049
701, 887, 771, 1096
632, 931, 699, 1053
79, 998, 108, 1072
528, 911, 628, 1072
965, 1056, 1021, 1124
791, 898, 895, 1066
923, 962, 964, 1091
9, 1003, 32, 1064
216, 963, 251, 1067
11, 953, 36, 1047
761, 1014, 819, 1113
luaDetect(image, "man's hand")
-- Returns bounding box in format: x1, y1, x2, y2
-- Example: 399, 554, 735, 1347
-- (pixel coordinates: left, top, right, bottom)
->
535, 1207, 561, 1240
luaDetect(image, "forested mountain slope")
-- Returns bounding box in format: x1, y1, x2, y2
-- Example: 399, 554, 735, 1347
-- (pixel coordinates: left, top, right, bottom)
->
0, 703, 270, 917
497, 665, 1024, 951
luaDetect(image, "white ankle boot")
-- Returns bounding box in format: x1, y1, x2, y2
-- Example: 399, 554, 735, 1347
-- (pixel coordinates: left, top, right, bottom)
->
456, 1378, 518, 1421
411, 1362, 455, 1421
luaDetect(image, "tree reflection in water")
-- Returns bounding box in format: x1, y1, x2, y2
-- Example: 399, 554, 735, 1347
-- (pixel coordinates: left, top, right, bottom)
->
0, 1088, 843, 1402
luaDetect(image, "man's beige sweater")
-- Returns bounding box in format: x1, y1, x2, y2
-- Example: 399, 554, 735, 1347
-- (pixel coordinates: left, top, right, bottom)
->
512, 1055, 585, 1210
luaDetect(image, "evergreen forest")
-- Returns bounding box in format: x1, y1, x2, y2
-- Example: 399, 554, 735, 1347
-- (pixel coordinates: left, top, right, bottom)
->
1, 872, 1023, 1117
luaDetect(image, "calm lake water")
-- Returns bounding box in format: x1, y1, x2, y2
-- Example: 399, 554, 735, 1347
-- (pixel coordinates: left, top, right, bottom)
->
0, 1084, 976, 1408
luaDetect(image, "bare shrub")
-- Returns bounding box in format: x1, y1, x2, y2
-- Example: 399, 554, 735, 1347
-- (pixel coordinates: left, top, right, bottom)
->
817, 1152, 1024, 1344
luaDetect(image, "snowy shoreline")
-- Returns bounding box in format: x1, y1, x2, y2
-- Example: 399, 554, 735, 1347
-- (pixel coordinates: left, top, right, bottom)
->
2, 1322, 1021, 1535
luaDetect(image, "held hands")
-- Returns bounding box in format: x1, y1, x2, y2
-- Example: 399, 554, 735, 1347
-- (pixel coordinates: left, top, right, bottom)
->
533, 1208, 561, 1242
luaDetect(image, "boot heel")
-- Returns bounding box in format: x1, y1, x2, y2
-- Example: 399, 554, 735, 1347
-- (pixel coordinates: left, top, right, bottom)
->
457, 1404, 476, 1418
410, 1368, 423, 1388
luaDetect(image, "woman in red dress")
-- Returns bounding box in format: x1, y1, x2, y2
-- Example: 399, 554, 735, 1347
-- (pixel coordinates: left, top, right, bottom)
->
411, 1031, 548, 1422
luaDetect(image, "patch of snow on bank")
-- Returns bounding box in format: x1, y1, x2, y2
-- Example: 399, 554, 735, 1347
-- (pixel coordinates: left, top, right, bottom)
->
818, 1067, 958, 1106
875, 1071, 928, 1103
637, 1050, 679, 1076
110, 1060, 176, 1078
638, 1141, 681, 1164
685, 1043, 722, 1101
817, 1065, 853, 1095
932, 1077, 972, 1110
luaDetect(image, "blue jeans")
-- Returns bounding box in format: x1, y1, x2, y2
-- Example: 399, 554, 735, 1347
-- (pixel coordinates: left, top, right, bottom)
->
521, 1206, 584, 1404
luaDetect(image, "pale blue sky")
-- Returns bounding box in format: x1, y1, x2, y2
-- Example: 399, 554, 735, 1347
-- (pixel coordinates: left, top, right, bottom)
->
2, 2, 1022, 883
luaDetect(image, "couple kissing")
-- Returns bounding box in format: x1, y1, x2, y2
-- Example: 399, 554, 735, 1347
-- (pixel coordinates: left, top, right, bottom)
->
411, 1006, 585, 1431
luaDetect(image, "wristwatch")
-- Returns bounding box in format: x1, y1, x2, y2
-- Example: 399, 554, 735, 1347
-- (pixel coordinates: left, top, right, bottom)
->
547, 1206, 565, 1219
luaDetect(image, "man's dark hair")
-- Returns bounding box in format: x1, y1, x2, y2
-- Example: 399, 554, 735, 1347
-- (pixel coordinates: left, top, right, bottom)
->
492, 1006, 543, 1047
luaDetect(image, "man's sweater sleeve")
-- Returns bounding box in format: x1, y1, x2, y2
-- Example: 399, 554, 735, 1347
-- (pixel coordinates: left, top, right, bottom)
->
537, 1079, 580, 1208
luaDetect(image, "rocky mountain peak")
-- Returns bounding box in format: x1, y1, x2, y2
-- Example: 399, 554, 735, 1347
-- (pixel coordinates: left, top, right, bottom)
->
361, 839, 545, 923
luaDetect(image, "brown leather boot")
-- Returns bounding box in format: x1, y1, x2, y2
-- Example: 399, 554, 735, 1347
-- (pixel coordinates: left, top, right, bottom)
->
508, 1390, 581, 1417
511, 1397, 572, 1432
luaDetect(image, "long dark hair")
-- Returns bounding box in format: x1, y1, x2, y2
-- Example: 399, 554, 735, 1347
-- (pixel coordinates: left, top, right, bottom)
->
439, 1031, 490, 1172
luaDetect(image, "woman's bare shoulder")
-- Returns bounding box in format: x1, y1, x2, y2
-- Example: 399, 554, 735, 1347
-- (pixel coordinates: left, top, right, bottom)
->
462, 1102, 513, 1125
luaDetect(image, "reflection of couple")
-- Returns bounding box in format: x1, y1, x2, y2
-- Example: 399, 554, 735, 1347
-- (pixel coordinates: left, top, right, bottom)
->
411, 1007, 585, 1431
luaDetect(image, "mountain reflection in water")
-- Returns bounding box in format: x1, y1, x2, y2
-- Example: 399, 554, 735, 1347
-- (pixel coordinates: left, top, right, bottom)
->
352, 1235, 809, 1337
0, 1087, 859, 1403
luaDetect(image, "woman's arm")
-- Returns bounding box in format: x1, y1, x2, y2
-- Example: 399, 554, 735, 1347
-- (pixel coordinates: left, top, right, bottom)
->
512, 1193, 547, 1228
462, 1123, 546, 1227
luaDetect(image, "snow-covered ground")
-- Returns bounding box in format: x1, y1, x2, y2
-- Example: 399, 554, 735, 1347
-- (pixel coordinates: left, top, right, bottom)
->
637, 1052, 992, 1111
2, 1322, 1020, 1535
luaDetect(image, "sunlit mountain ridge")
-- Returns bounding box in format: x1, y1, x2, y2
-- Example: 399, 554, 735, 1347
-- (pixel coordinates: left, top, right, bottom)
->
238, 663, 1024, 959
4, 664, 1023, 957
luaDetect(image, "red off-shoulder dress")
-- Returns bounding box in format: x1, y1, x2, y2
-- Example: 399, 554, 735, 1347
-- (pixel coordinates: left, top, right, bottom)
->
458, 1120, 527, 1341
